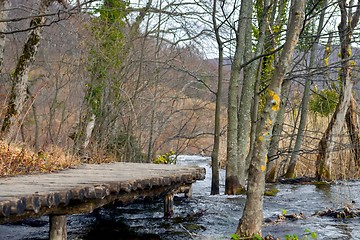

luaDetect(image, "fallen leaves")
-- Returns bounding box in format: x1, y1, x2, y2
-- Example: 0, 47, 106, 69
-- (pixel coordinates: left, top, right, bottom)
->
0, 141, 81, 177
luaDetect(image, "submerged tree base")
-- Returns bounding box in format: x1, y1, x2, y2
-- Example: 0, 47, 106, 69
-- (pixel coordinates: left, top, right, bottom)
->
225, 176, 245, 195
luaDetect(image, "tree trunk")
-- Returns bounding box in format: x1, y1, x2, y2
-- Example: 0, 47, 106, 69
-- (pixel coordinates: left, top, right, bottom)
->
316, 0, 360, 181
83, 113, 96, 151
264, 0, 290, 183
27, 87, 40, 151
210, 0, 223, 195
225, 0, 248, 195
285, 0, 327, 179
49, 215, 67, 240
236, 0, 305, 236
0, 0, 9, 70
346, 95, 360, 170
1, 0, 59, 140
244, 58, 262, 180
237, 0, 268, 189
266, 86, 288, 182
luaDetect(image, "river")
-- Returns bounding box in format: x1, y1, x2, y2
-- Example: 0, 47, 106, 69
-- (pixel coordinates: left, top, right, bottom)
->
0, 155, 359, 239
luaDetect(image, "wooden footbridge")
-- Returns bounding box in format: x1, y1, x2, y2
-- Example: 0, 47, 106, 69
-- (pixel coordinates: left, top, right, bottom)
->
0, 162, 205, 239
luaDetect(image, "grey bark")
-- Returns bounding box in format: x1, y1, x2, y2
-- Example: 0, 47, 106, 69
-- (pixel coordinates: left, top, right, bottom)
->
236, 0, 305, 236
244, 58, 263, 177
237, 0, 269, 188
210, 0, 223, 195
225, 0, 249, 194
266, 85, 288, 181
0, 0, 9, 70
264, 0, 290, 182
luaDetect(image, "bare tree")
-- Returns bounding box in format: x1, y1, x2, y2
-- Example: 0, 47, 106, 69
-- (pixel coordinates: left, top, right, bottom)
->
210, 0, 224, 195
225, 0, 249, 195
316, 0, 360, 180
236, 0, 305, 236
285, 0, 328, 178
1, 0, 66, 141
0, 0, 9, 70
237, 0, 270, 189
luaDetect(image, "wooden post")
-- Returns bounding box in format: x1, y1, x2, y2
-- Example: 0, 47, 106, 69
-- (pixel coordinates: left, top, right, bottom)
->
164, 193, 174, 218
49, 215, 67, 240
184, 184, 193, 198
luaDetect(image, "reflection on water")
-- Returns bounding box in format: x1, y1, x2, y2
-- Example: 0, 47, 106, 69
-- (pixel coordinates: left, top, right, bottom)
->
0, 155, 359, 239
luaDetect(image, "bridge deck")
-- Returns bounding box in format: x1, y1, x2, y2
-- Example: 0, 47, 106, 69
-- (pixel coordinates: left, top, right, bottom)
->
0, 162, 205, 223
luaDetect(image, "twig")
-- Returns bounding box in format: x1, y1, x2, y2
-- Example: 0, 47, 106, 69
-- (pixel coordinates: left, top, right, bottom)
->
179, 223, 195, 240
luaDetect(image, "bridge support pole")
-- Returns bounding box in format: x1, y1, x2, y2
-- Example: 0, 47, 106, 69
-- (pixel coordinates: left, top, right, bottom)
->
184, 184, 193, 198
164, 193, 174, 218
49, 215, 67, 240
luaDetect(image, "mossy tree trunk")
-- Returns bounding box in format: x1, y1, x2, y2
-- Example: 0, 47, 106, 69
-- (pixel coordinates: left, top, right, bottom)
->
236, 0, 305, 236
316, 0, 360, 181
237, 0, 269, 189
1, 0, 64, 141
73, 0, 152, 159
263, 0, 290, 182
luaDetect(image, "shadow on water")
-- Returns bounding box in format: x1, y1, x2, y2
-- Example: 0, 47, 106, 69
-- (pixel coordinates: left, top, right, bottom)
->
1, 155, 360, 239
79, 212, 162, 240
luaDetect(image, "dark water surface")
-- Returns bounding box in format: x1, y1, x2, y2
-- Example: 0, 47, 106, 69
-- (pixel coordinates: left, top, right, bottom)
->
1, 155, 360, 239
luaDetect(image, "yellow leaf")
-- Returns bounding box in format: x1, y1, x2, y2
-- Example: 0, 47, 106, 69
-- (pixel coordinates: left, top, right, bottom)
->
268, 90, 280, 111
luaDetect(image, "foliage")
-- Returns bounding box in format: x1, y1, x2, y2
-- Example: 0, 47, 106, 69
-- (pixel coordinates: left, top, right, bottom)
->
106, 131, 145, 162
230, 233, 240, 240
94, 0, 129, 24
230, 233, 262, 240
84, 82, 104, 116
264, 187, 279, 196
304, 229, 317, 239
153, 150, 176, 164
253, 234, 262, 240
309, 89, 338, 117
284, 229, 317, 240
86, 0, 129, 115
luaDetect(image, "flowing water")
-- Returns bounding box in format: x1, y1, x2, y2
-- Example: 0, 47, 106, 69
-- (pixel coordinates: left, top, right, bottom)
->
1, 155, 360, 239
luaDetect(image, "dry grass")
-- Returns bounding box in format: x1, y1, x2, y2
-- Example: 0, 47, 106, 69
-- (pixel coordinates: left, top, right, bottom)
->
0, 141, 81, 177
274, 112, 360, 179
